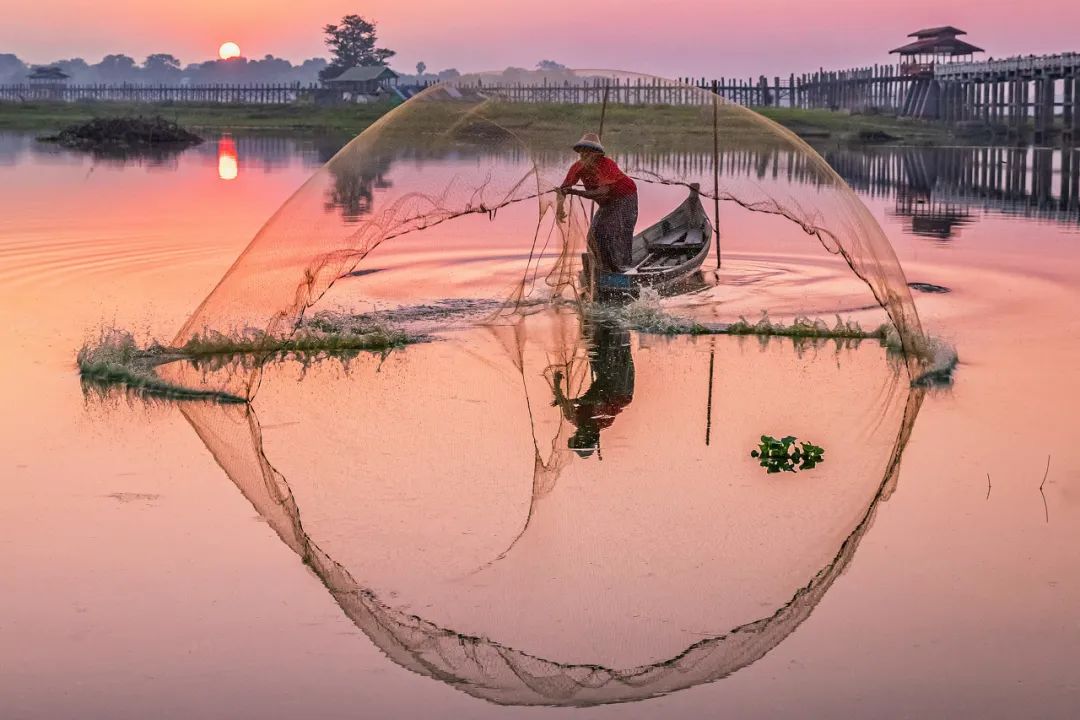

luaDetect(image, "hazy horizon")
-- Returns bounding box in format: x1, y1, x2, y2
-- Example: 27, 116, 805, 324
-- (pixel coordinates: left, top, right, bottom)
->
3, 0, 1079, 78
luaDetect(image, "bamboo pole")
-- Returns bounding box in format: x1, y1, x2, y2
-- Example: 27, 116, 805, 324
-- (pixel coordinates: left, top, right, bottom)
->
598, 82, 610, 137
704, 338, 716, 446
712, 92, 722, 268
590, 83, 611, 227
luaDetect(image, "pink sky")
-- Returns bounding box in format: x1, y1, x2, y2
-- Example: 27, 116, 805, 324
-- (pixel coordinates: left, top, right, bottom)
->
4, 0, 1078, 77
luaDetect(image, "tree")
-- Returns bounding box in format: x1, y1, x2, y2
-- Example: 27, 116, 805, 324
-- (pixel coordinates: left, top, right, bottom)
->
94, 54, 138, 82
415, 61, 426, 76
437, 68, 460, 80
143, 54, 182, 82
54, 58, 92, 83
0, 53, 27, 83
536, 60, 567, 71
320, 15, 395, 80
250, 54, 294, 82
297, 58, 329, 83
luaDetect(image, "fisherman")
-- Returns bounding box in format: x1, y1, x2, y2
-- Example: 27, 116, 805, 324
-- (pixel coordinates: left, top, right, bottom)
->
558, 133, 638, 272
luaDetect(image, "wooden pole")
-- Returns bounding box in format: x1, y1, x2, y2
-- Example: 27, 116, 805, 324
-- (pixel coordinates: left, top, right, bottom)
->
712, 93, 722, 268
704, 337, 716, 446
598, 82, 610, 138
589, 83, 611, 227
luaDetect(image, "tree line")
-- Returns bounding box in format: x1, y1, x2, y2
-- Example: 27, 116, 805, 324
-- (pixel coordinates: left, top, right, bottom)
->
0, 15, 552, 87
0, 52, 330, 85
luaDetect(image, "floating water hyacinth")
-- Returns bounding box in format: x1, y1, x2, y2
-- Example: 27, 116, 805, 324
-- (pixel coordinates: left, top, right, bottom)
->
751, 435, 826, 473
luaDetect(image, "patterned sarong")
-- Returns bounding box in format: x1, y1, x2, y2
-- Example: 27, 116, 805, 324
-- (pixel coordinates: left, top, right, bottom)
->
589, 194, 638, 272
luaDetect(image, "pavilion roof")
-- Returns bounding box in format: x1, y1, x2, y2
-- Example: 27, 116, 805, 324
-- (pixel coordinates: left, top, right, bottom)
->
890, 36, 984, 56
908, 26, 967, 39
28, 66, 69, 80
324, 66, 398, 83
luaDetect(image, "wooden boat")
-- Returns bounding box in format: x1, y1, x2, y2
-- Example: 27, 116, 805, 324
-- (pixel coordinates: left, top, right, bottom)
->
582, 184, 713, 299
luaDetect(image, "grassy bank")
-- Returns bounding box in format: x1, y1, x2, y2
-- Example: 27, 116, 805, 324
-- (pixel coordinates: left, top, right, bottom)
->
1, 100, 972, 145
0, 101, 394, 133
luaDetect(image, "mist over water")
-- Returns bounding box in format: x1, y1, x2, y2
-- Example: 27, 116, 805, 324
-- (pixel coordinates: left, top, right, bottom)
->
2, 131, 1079, 718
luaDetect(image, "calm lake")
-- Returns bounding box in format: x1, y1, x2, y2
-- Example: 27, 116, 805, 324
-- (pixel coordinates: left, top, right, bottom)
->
1, 131, 1078, 719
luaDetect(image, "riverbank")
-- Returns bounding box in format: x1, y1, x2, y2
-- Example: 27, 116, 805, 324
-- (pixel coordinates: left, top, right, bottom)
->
0, 100, 983, 146
0, 101, 391, 134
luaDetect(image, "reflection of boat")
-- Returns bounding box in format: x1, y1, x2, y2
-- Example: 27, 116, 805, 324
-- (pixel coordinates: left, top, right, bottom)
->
583, 185, 713, 298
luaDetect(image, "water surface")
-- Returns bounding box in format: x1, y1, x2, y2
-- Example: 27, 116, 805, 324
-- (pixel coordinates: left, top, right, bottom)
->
1, 133, 1078, 719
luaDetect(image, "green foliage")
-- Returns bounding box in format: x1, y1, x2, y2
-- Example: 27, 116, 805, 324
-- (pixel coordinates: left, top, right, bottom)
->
77, 329, 246, 403
76, 314, 426, 403
750, 435, 825, 473
320, 14, 395, 80
724, 312, 886, 340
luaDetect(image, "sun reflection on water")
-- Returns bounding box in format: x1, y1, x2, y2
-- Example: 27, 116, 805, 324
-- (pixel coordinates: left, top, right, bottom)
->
217, 136, 238, 181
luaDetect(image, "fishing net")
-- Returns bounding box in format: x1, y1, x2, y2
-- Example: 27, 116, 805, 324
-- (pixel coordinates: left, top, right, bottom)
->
169, 69, 931, 400
171, 316, 924, 707
82, 69, 941, 707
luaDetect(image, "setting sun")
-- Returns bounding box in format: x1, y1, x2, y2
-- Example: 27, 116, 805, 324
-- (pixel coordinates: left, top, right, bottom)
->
218, 41, 240, 60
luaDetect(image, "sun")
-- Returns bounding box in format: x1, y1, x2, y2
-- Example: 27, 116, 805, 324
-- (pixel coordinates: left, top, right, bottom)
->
218, 42, 241, 60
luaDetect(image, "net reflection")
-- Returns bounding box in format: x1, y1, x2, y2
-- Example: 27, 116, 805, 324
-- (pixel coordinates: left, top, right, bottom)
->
161, 310, 923, 707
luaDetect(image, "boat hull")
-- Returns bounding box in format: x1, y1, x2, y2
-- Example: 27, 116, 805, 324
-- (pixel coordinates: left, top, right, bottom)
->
583, 186, 713, 300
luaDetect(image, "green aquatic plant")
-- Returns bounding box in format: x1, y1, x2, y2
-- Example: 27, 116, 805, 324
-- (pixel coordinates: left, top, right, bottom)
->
77, 313, 428, 403
176, 322, 418, 358
77, 330, 246, 403
751, 435, 826, 473
587, 294, 885, 341
723, 312, 887, 340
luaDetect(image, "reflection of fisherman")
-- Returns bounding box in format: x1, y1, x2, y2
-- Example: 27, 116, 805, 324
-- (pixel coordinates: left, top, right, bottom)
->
551, 320, 635, 458
558, 133, 639, 272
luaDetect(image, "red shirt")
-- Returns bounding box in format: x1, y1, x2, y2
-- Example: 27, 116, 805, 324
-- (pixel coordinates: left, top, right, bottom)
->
561, 157, 637, 203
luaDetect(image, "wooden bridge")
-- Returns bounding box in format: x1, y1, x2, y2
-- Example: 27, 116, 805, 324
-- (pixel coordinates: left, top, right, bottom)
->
3, 51, 1079, 141
796, 54, 1080, 141
0, 82, 317, 104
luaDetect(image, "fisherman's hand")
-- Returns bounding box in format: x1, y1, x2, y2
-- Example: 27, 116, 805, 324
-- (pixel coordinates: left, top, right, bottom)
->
555, 189, 569, 222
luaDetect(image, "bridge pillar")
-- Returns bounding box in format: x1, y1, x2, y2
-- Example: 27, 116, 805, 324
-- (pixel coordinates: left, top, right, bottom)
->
1071, 75, 1080, 141
998, 79, 1007, 127
1042, 77, 1052, 140
990, 79, 1000, 127
1062, 146, 1073, 207
1022, 79, 1031, 136
1033, 78, 1043, 141
1042, 77, 1055, 142
1064, 75, 1074, 141
1016, 77, 1026, 135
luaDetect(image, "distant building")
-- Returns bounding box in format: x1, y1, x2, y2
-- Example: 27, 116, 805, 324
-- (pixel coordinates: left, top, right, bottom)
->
890, 27, 984, 76
27, 66, 70, 85
322, 66, 399, 102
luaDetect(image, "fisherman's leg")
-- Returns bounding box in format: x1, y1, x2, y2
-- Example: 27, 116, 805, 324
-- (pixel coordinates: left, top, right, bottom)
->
591, 205, 620, 272
613, 195, 639, 269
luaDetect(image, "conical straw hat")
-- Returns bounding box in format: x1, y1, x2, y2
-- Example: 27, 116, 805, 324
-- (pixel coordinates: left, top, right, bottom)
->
572, 132, 605, 154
